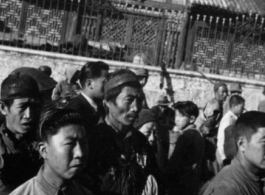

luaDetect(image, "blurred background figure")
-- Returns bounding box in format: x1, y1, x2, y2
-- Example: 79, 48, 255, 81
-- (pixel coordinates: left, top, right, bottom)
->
216, 95, 245, 169
258, 86, 265, 112
151, 95, 175, 130
223, 83, 243, 115
135, 68, 149, 108
52, 67, 80, 101
135, 68, 149, 88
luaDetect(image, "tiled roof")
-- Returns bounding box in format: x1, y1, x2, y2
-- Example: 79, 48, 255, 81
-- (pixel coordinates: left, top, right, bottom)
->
189, 0, 265, 15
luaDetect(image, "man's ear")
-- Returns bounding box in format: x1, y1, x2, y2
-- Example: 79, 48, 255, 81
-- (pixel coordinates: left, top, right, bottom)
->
38, 142, 48, 159
236, 136, 247, 153
189, 115, 196, 124
86, 79, 92, 88
104, 99, 112, 108
0, 101, 8, 116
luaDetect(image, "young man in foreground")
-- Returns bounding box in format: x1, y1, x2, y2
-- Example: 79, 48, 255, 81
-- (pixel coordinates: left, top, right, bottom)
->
203, 111, 265, 195
0, 73, 42, 195
10, 108, 92, 195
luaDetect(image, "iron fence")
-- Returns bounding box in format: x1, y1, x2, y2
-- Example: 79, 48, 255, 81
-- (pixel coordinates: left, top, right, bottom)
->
0, 0, 184, 67
185, 11, 265, 80
1, 0, 265, 80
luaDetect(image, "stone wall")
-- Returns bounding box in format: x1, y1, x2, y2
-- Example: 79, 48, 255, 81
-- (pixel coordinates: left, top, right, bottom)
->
0, 46, 264, 111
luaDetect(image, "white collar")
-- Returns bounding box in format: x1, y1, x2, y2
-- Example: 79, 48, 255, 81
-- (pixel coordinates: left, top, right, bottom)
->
227, 110, 238, 120
81, 92, 98, 111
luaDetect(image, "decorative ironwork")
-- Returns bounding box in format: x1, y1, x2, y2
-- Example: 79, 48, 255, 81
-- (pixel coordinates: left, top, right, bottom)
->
25, 4, 64, 45
131, 17, 158, 46
0, 0, 22, 33
101, 17, 127, 42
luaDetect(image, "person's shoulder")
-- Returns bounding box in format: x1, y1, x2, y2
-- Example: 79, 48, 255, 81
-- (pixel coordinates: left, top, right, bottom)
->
203, 165, 240, 195
203, 181, 238, 195
9, 177, 35, 195
182, 128, 202, 139
91, 122, 111, 138
66, 94, 87, 109
73, 181, 94, 195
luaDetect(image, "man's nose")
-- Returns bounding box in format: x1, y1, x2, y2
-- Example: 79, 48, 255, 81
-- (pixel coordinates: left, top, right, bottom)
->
23, 107, 31, 118
149, 131, 155, 142
74, 142, 88, 159
131, 99, 141, 112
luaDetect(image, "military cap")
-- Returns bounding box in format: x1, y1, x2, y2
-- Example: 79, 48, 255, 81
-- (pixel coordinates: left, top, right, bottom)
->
104, 69, 140, 94
1, 72, 39, 101
230, 83, 242, 92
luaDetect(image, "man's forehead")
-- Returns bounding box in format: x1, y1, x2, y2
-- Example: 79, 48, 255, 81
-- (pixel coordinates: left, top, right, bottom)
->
219, 86, 228, 91
120, 86, 143, 96
250, 127, 265, 141
51, 125, 86, 140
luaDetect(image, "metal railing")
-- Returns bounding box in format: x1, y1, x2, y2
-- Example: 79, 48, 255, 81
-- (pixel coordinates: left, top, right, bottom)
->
0, 0, 184, 66
185, 11, 265, 80
1, 0, 265, 80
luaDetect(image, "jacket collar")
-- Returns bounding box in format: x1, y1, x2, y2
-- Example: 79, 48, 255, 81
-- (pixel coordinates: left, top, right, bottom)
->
36, 166, 75, 195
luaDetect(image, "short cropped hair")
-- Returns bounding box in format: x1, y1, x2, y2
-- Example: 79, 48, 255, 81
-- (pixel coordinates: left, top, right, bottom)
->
1, 99, 14, 109
172, 101, 199, 118
229, 95, 245, 108
79, 61, 109, 87
234, 111, 265, 144
104, 69, 142, 104
38, 108, 84, 142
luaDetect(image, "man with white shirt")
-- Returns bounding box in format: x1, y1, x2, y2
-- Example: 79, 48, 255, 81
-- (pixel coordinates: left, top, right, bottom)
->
216, 95, 245, 168
66, 61, 109, 134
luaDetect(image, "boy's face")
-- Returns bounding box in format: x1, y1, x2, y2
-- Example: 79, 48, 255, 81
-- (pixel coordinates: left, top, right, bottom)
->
45, 124, 88, 180
174, 110, 191, 131
233, 103, 245, 116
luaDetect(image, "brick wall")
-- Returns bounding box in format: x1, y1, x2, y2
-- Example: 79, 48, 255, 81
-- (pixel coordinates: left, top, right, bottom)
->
0, 46, 264, 111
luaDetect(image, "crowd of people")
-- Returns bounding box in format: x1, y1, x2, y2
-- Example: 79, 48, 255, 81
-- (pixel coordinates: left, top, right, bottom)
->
0, 61, 265, 195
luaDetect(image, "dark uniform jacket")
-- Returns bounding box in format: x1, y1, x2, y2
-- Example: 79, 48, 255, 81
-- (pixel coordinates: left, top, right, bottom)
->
66, 94, 104, 133
89, 120, 158, 195
162, 125, 205, 195
0, 122, 42, 195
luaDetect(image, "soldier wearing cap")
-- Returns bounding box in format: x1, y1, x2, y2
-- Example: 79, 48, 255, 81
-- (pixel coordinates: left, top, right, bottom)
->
0, 73, 42, 195
89, 69, 158, 195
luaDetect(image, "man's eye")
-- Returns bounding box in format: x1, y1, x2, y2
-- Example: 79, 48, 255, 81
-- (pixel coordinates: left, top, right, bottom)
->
65, 142, 75, 146
126, 98, 133, 103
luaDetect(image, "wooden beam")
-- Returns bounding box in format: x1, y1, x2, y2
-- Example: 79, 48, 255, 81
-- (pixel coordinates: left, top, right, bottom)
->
110, 0, 185, 11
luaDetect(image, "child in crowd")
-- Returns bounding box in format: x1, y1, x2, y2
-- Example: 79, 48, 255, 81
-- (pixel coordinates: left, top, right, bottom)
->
52, 67, 80, 101
160, 101, 204, 195
10, 108, 92, 195
216, 95, 245, 168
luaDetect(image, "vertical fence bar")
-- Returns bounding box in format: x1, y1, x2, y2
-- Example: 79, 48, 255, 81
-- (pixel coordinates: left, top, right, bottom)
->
258, 18, 264, 45
119, 6, 125, 61
184, 15, 192, 66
